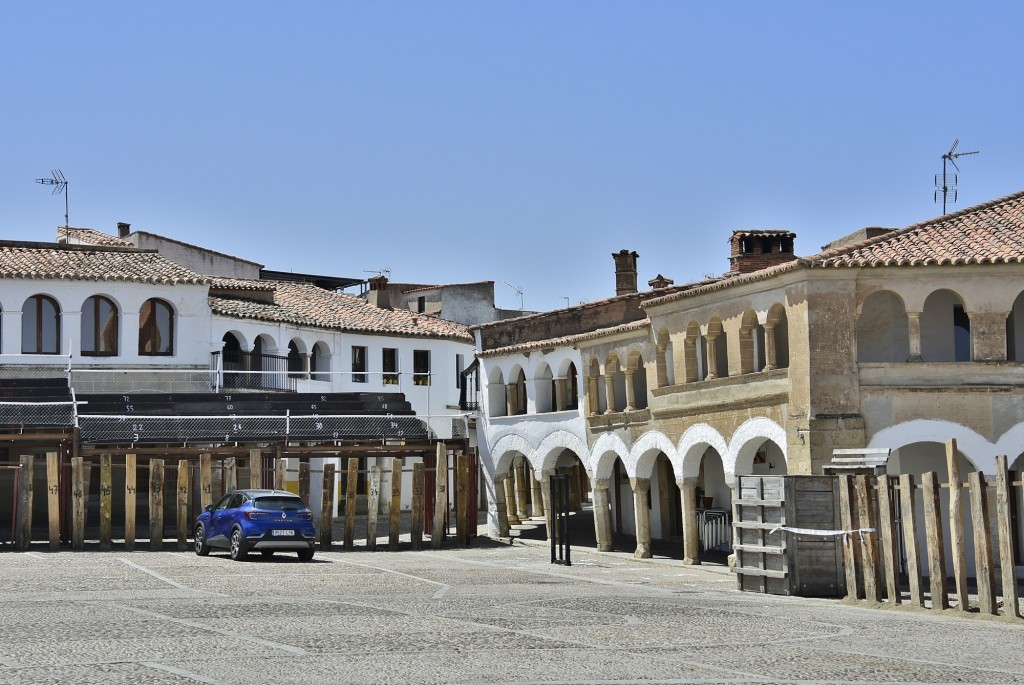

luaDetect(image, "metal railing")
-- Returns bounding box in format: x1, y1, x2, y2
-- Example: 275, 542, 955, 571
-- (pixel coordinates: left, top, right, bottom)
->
698, 508, 733, 553
212, 351, 296, 392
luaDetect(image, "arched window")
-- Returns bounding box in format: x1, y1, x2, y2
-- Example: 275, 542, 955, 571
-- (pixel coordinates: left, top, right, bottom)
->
311, 342, 330, 381
22, 295, 61, 354
513, 368, 527, 415
629, 352, 648, 410
857, 291, 909, 362
81, 295, 118, 356
565, 362, 579, 410
921, 290, 970, 362
139, 298, 174, 355
287, 341, 303, 378
767, 304, 790, 369
488, 368, 507, 417
1008, 291, 1024, 362
535, 363, 553, 413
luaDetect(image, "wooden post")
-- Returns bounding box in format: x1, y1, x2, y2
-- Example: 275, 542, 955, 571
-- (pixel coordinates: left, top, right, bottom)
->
299, 462, 311, 506
837, 474, 859, 599
411, 462, 424, 550
898, 473, 924, 607
177, 460, 190, 551
249, 449, 262, 489
275, 458, 287, 491
994, 455, 1022, 618
945, 439, 968, 610
99, 454, 112, 551
224, 457, 237, 493
968, 471, 997, 615
17, 455, 34, 551
456, 452, 469, 547
366, 465, 381, 549
320, 463, 335, 551
854, 475, 880, 602
125, 454, 137, 552
71, 456, 85, 551
921, 471, 949, 610
200, 453, 213, 510
344, 458, 358, 551
389, 457, 402, 550
875, 475, 900, 605
46, 451, 60, 551
494, 475, 510, 539
432, 443, 448, 549
150, 458, 165, 551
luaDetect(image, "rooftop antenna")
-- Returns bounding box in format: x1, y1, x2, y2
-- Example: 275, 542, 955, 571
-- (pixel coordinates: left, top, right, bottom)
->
36, 169, 69, 228
504, 281, 524, 310
934, 139, 979, 215
363, 267, 391, 279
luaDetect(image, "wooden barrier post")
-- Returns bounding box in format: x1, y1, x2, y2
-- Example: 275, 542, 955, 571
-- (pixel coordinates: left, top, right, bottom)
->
968, 471, 996, 615
854, 475, 881, 602
199, 453, 213, 509
225, 457, 237, 493
411, 462, 424, 550
898, 473, 924, 607
921, 471, 949, 610
17, 455, 34, 551
150, 459, 165, 551
177, 460, 190, 551
125, 454, 137, 551
275, 458, 287, 491
945, 439, 968, 611
46, 452, 60, 550
837, 474, 859, 599
389, 457, 402, 550
344, 458, 358, 551
875, 474, 900, 604
456, 452, 469, 547
994, 455, 1022, 618
366, 465, 381, 550
299, 462, 311, 505
320, 463, 335, 551
99, 454, 112, 551
432, 443, 448, 549
249, 449, 262, 489
71, 457, 85, 551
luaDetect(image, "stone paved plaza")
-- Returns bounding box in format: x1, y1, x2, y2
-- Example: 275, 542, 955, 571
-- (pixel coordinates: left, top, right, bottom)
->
1, 539, 1023, 685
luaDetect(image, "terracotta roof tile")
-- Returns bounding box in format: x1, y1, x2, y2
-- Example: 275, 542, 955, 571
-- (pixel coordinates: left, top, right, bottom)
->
0, 242, 210, 285
57, 227, 134, 247
478, 320, 649, 357
210, 280, 473, 342
210, 277, 277, 292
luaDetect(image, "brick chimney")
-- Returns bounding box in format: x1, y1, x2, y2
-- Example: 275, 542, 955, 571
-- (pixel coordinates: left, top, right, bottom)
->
117, 222, 131, 238
613, 249, 639, 296
367, 275, 392, 310
648, 274, 674, 289
728, 230, 797, 275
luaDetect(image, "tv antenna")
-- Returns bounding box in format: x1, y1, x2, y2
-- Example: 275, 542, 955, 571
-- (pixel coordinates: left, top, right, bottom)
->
36, 169, 69, 228
504, 281, 524, 309
934, 139, 979, 215
363, 267, 391, 279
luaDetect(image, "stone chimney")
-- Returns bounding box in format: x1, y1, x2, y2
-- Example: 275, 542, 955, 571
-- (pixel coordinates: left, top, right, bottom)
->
117, 222, 131, 238
613, 249, 639, 296
367, 275, 392, 310
728, 231, 797, 275
648, 274, 674, 290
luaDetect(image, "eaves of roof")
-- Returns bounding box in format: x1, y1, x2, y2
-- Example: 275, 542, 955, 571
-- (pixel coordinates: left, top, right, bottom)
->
477, 319, 649, 358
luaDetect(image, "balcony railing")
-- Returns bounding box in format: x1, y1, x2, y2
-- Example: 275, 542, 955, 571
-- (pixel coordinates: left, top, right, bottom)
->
212, 351, 296, 392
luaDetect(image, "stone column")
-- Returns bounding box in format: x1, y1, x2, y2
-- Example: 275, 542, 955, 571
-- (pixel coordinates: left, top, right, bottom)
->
655, 343, 668, 387
494, 475, 510, 537
554, 377, 567, 411
541, 469, 555, 541
587, 375, 601, 415
529, 463, 545, 518
504, 473, 520, 525
907, 311, 923, 362
513, 458, 529, 520
630, 477, 652, 559
592, 478, 614, 551
763, 323, 777, 371
604, 374, 616, 414
678, 478, 701, 565
505, 384, 517, 416
624, 370, 636, 412
301, 353, 311, 379
684, 336, 698, 383
705, 332, 719, 380
971, 311, 1010, 361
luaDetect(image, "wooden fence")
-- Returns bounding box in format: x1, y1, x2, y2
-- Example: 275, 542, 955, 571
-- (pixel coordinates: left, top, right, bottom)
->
839, 439, 1022, 619
8, 444, 475, 553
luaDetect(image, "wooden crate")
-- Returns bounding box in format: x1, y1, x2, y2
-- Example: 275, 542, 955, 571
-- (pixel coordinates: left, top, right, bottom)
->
733, 475, 845, 597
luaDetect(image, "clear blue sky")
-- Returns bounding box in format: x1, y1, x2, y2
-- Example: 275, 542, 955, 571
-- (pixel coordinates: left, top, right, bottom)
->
3, 3, 1022, 312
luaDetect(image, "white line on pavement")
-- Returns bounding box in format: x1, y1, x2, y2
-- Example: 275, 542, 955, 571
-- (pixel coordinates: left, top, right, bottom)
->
118, 558, 226, 596
321, 553, 454, 599
117, 605, 307, 655
143, 661, 230, 685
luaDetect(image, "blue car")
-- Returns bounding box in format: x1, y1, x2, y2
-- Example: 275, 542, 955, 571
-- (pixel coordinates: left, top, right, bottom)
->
194, 489, 317, 561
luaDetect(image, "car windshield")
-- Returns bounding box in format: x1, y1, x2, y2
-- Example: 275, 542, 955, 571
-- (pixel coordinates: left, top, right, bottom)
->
254, 496, 305, 512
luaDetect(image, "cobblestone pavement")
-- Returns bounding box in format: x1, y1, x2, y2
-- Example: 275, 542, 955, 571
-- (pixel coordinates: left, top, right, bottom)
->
1, 539, 1023, 685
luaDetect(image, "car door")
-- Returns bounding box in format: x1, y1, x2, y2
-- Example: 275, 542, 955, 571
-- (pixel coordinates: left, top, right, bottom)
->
208, 493, 240, 544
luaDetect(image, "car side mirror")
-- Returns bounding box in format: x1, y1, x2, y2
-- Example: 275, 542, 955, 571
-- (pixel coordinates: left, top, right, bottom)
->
204, 504, 214, 513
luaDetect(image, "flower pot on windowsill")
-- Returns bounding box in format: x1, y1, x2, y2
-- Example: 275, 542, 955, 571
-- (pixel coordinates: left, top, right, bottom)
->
701, 496, 714, 509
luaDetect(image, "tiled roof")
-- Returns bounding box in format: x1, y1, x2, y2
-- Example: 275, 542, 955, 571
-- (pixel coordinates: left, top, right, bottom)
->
210, 280, 473, 342
210, 277, 277, 292
57, 227, 134, 247
478, 320, 649, 358
0, 241, 211, 285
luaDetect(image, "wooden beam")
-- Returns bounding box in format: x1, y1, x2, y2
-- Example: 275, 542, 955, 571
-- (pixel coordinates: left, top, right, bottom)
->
945, 438, 968, 611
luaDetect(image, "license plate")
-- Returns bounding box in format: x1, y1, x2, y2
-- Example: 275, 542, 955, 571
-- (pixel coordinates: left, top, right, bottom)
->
271, 529, 295, 537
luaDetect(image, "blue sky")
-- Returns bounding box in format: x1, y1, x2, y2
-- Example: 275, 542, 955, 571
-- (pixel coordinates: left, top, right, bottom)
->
2, 3, 1022, 312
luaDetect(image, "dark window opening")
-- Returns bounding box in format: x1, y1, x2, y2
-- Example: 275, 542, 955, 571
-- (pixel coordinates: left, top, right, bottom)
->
352, 346, 367, 383
82, 295, 118, 356
413, 349, 430, 386
139, 299, 174, 355
383, 348, 398, 384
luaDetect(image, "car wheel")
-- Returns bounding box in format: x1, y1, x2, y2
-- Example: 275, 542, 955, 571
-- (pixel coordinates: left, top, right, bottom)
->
194, 524, 211, 556
229, 528, 248, 561
297, 548, 314, 562
260, 550, 275, 558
